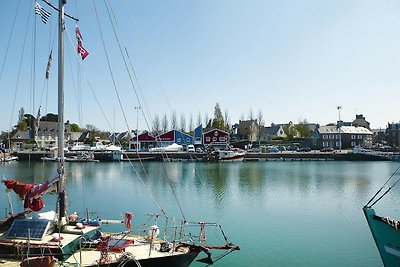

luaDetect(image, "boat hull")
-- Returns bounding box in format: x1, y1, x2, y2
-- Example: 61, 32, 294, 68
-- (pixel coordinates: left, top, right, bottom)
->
90, 252, 200, 267
363, 206, 400, 267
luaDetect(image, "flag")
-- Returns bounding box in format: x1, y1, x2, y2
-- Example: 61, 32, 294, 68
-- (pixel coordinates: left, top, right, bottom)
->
45, 50, 52, 79
77, 43, 89, 60
35, 2, 51, 24
76, 27, 82, 40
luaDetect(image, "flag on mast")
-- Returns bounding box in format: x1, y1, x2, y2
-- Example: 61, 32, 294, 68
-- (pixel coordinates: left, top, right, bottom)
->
76, 26, 89, 60
35, 2, 51, 24
45, 50, 52, 79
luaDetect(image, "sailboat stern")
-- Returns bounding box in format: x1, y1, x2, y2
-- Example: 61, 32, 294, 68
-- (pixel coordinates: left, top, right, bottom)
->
363, 206, 400, 267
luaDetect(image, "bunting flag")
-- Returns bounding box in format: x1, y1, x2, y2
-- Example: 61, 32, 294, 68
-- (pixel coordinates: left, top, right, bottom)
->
76, 26, 89, 60
45, 50, 52, 79
35, 2, 51, 24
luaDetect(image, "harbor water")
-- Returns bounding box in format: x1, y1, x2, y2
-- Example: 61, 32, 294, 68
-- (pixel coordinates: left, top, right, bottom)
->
1, 160, 399, 266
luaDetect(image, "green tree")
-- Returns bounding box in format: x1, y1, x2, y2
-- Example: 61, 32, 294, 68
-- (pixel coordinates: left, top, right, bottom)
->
212, 103, 224, 130
295, 119, 311, 138
69, 123, 80, 132
283, 123, 298, 140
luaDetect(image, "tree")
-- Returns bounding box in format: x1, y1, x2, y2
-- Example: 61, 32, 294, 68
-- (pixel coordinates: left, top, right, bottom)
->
204, 113, 209, 127
283, 122, 298, 140
188, 113, 194, 133
69, 123, 80, 132
41, 113, 58, 122
248, 108, 254, 120
224, 109, 230, 132
257, 109, 265, 143
197, 112, 202, 127
152, 115, 161, 136
212, 103, 224, 130
162, 113, 168, 132
171, 111, 177, 130
295, 119, 311, 138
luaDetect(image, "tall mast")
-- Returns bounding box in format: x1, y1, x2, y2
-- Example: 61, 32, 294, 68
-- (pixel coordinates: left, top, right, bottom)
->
57, 0, 66, 225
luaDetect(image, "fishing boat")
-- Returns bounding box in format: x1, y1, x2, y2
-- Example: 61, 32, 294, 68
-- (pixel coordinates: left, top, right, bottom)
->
363, 166, 400, 267
0, 1, 238, 266
216, 148, 246, 162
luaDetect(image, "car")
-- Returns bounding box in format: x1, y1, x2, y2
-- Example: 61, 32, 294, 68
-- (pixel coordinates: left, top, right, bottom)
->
320, 147, 334, 152
196, 147, 204, 153
187, 145, 195, 152
299, 147, 311, 152
266, 146, 280, 153
288, 145, 299, 151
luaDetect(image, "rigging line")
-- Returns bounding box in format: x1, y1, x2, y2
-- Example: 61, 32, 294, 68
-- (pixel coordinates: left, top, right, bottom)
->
0, 0, 21, 85
107, 1, 152, 133
8, 2, 34, 134
32, 3, 38, 119
366, 165, 400, 207
64, 27, 113, 132
106, 3, 190, 214
41, 0, 79, 22
94, 1, 131, 135
122, 0, 175, 117
67, 25, 156, 211
370, 170, 400, 207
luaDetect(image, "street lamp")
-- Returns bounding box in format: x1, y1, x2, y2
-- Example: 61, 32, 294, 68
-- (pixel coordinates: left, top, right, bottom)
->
134, 106, 141, 153
337, 106, 342, 151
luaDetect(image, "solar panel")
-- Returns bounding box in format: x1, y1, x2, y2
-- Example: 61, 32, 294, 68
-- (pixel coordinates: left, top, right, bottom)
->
7, 219, 50, 240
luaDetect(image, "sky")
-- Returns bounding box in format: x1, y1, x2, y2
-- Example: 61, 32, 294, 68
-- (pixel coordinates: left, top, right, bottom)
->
0, 0, 400, 133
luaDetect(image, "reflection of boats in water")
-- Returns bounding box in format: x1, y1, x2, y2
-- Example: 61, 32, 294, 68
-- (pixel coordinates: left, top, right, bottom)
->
363, 166, 400, 267
42, 151, 99, 162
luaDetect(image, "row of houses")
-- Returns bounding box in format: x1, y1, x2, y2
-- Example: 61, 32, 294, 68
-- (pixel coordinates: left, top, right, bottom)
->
7, 114, 400, 151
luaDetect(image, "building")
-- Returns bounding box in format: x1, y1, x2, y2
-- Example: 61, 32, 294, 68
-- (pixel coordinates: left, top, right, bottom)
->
387, 122, 400, 149
194, 125, 203, 145
311, 125, 373, 149
129, 131, 156, 152
259, 124, 287, 142
352, 114, 370, 129
203, 129, 229, 150
237, 120, 259, 142
155, 130, 193, 148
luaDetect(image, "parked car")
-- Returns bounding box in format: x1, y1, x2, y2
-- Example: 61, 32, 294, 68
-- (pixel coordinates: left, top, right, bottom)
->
299, 147, 311, 152
187, 145, 195, 152
196, 147, 204, 153
266, 146, 280, 153
320, 147, 334, 152
288, 145, 299, 151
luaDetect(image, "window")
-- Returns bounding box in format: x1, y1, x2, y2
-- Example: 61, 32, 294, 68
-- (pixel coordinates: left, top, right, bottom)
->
186, 138, 190, 143
351, 141, 356, 147
358, 135, 362, 139
219, 137, 225, 142
206, 137, 210, 142
212, 137, 217, 141
323, 141, 329, 147
335, 141, 340, 147
351, 135, 356, 140
323, 135, 327, 140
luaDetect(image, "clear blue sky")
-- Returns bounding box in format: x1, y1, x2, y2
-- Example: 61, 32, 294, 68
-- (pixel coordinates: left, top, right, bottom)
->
1, 0, 399, 133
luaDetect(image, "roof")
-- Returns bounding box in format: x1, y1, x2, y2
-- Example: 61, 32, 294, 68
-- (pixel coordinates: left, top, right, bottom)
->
10, 130, 31, 141
264, 125, 283, 135
318, 125, 372, 135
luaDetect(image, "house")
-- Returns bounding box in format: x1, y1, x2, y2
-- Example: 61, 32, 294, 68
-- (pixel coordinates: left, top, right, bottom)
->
35, 121, 72, 149
311, 125, 373, 149
203, 129, 229, 150
10, 130, 31, 150
259, 124, 287, 142
237, 120, 259, 142
194, 124, 203, 145
155, 130, 193, 148
387, 122, 400, 149
129, 131, 156, 152
352, 114, 370, 129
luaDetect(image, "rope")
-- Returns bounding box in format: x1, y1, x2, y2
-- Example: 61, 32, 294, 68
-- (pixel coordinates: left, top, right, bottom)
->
0, 0, 21, 84
367, 165, 400, 207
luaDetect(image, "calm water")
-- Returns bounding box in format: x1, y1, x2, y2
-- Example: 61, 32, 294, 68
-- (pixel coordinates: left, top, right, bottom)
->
1, 160, 400, 266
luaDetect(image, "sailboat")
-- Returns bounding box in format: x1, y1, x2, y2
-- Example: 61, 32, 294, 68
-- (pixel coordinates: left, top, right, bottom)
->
0, 1, 239, 266
363, 166, 400, 267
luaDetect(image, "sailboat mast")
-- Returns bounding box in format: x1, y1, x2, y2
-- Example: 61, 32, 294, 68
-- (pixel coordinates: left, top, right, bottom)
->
57, 0, 66, 222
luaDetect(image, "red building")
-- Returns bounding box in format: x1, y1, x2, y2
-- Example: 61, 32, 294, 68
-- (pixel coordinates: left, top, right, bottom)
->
203, 129, 229, 150
129, 131, 155, 152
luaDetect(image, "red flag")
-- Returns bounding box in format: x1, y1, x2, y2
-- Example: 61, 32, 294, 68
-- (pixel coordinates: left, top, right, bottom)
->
77, 43, 89, 60
75, 27, 82, 40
